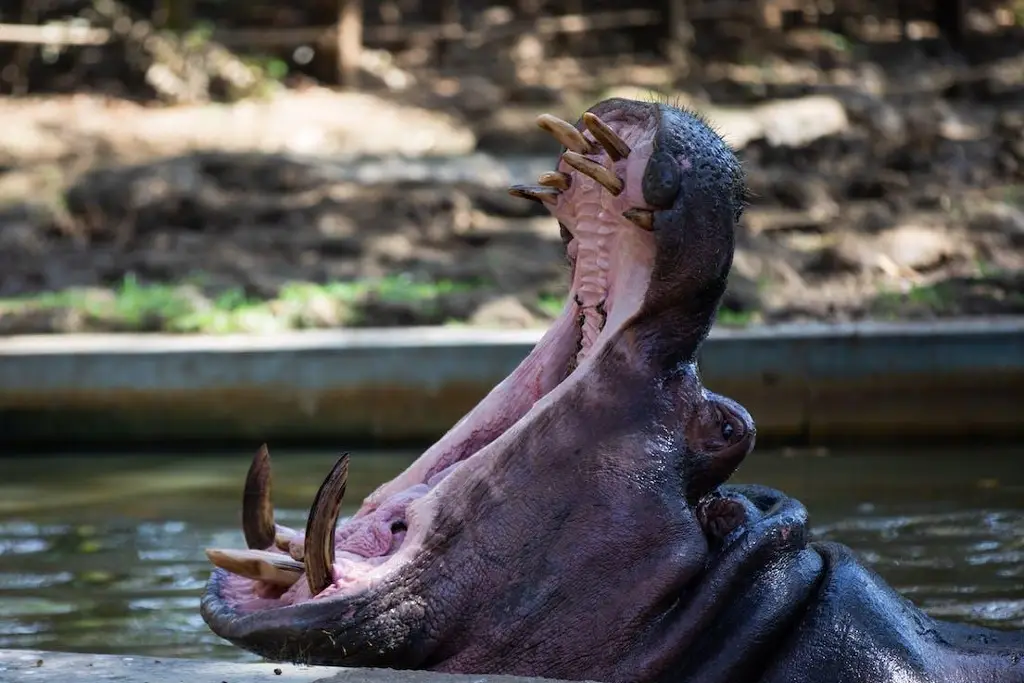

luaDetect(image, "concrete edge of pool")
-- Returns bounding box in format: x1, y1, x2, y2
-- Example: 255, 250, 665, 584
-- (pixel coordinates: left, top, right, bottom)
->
0, 649, 579, 683
1, 317, 1022, 449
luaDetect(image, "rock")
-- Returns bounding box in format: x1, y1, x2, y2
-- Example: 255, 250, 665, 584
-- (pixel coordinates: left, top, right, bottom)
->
0, 221, 47, 256
770, 174, 840, 220
476, 107, 562, 156
507, 84, 563, 105
291, 296, 349, 329
0, 307, 83, 335
1, 90, 477, 168
705, 95, 849, 150
876, 224, 961, 272
966, 202, 1024, 245
743, 208, 832, 234
757, 96, 850, 149
469, 296, 538, 329
846, 169, 911, 202
804, 241, 864, 276
843, 92, 905, 145
721, 274, 762, 313
440, 76, 506, 121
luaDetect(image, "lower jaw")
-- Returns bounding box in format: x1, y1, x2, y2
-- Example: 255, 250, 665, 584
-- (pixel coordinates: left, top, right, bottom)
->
207, 270, 652, 618
369, 277, 653, 563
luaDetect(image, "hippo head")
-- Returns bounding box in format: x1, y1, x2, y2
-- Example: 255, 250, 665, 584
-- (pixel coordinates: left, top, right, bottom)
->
201, 98, 757, 679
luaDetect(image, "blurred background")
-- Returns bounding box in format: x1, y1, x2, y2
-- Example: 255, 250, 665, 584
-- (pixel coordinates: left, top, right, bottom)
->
0, 0, 1023, 670
0, 0, 1022, 332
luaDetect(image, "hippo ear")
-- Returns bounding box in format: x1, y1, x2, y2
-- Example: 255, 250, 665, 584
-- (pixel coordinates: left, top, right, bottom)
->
684, 396, 755, 502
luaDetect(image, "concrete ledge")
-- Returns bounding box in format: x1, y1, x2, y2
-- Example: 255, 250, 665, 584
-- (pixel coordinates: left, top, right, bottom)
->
1, 318, 1022, 449
0, 649, 570, 683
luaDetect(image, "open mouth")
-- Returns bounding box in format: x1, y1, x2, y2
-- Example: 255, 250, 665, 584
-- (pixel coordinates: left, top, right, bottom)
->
202, 102, 679, 633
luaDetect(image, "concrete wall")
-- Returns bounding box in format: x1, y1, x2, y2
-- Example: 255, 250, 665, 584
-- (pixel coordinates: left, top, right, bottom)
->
1, 319, 1021, 449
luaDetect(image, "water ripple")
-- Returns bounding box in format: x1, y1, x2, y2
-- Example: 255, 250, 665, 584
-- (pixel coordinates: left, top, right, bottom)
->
1, 450, 1022, 659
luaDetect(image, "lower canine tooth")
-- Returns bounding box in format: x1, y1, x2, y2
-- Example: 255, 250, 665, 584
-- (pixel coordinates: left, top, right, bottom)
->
304, 454, 350, 596
205, 548, 304, 587
561, 152, 624, 195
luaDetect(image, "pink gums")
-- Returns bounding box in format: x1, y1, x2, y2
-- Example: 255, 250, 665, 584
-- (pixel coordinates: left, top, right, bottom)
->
555, 120, 659, 364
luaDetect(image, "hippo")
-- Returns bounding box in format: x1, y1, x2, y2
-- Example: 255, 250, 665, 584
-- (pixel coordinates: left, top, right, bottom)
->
201, 98, 1024, 683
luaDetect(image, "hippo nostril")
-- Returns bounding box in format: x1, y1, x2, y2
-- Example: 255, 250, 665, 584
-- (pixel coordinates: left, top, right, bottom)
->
642, 150, 681, 209
391, 521, 407, 535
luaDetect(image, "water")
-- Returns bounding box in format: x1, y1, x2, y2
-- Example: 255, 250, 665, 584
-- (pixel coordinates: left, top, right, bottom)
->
0, 446, 1022, 661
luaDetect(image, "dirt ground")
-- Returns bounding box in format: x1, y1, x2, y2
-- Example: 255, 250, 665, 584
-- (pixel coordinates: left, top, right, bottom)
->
1, 35, 1023, 334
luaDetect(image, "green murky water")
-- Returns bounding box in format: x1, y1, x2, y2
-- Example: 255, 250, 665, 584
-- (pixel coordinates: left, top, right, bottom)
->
0, 447, 1022, 660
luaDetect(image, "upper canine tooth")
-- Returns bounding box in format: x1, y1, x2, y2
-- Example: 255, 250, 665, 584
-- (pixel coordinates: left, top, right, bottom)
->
205, 548, 304, 587
242, 444, 277, 550
538, 171, 571, 190
623, 208, 655, 231
536, 114, 594, 155
304, 454, 350, 596
509, 184, 560, 205
561, 152, 624, 196
582, 113, 631, 161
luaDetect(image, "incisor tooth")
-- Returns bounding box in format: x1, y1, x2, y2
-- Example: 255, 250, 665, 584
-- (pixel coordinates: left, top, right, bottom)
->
582, 112, 631, 161
508, 184, 560, 205
561, 152, 624, 196
206, 548, 304, 587
538, 171, 571, 190
623, 208, 655, 231
536, 114, 594, 155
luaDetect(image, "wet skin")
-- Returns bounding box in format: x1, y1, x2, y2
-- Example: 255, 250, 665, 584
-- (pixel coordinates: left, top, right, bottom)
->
201, 99, 1024, 683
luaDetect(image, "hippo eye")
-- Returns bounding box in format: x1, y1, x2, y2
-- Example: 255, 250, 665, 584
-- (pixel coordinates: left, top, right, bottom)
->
718, 409, 741, 444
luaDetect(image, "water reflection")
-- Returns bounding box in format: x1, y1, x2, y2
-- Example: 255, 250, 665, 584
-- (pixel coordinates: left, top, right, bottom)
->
0, 447, 1021, 660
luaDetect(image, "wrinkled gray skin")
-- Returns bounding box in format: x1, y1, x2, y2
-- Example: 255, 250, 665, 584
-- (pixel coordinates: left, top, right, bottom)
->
202, 99, 1024, 683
